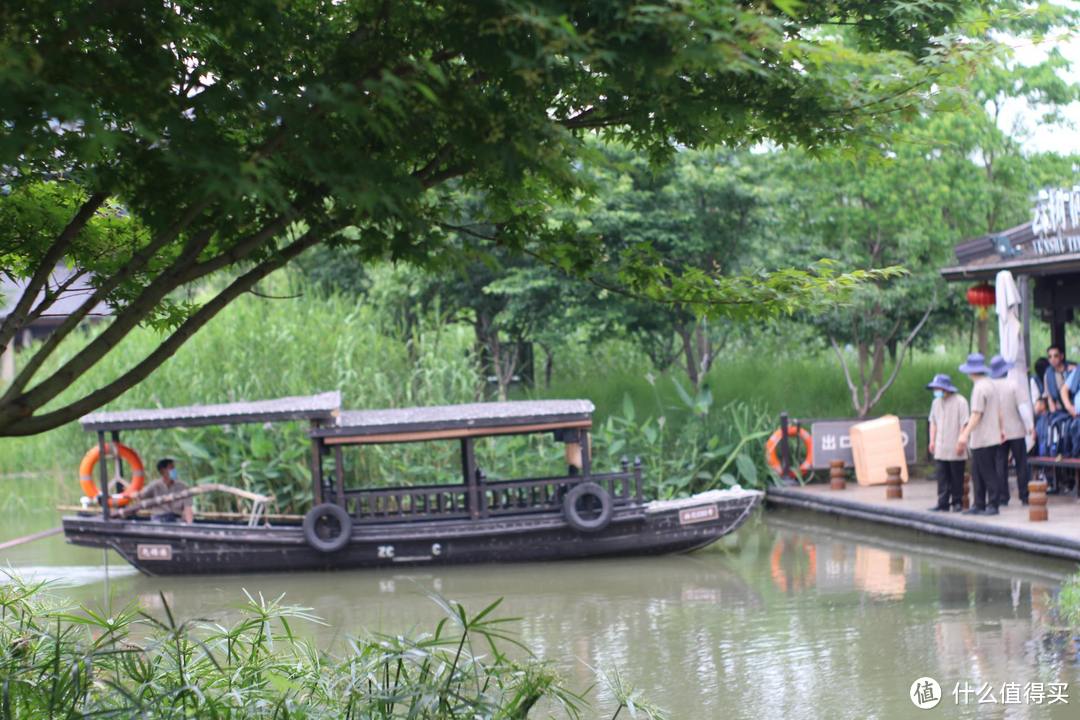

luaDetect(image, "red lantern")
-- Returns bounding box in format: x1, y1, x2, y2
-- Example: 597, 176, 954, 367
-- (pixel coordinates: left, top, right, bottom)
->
966, 282, 995, 319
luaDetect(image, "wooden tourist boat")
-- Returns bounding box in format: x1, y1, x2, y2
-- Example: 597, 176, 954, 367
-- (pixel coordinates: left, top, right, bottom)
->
61, 393, 762, 576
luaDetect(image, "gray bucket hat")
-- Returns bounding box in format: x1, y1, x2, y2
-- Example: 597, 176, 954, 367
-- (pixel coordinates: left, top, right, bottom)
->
958, 352, 990, 376
989, 354, 1015, 379
926, 373, 958, 393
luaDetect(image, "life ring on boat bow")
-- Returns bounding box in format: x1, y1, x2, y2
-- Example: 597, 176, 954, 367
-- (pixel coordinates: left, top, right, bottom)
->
765, 426, 813, 478
303, 503, 353, 553
562, 482, 613, 533
78, 442, 145, 507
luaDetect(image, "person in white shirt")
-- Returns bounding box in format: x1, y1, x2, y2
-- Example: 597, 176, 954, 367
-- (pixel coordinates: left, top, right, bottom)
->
927, 373, 968, 512
990, 355, 1034, 505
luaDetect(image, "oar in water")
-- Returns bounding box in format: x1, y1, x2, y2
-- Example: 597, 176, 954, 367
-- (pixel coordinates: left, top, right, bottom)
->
0, 526, 62, 551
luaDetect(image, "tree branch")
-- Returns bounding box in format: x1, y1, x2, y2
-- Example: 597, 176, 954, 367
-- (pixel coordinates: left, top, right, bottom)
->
0, 200, 212, 399
1, 230, 328, 436
830, 335, 862, 416
867, 297, 936, 411
0, 191, 107, 350
1, 214, 300, 420
18, 267, 91, 329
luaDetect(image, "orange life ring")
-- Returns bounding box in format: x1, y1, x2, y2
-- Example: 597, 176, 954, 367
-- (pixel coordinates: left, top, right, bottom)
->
765, 425, 813, 477
770, 539, 817, 593
78, 442, 145, 507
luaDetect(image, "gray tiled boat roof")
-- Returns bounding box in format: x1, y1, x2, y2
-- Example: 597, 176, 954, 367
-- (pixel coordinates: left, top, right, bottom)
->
80, 391, 341, 432
317, 399, 594, 437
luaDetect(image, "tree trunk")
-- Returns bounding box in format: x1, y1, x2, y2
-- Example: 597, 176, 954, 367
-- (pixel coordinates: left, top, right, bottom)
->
677, 325, 700, 389
541, 344, 554, 389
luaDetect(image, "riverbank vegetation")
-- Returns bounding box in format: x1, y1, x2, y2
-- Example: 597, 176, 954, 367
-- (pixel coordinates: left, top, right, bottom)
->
0, 272, 992, 512
1059, 571, 1080, 628
0, 573, 667, 719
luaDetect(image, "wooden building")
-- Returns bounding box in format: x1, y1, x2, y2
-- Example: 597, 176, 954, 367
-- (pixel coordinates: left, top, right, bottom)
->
940, 188, 1080, 365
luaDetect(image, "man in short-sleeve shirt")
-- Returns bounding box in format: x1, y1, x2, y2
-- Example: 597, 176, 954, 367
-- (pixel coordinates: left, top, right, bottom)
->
927, 373, 968, 512
957, 353, 1005, 515
990, 355, 1034, 505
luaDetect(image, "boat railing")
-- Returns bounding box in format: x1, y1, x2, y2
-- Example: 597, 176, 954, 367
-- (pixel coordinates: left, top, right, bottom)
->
342, 459, 642, 523
343, 483, 473, 523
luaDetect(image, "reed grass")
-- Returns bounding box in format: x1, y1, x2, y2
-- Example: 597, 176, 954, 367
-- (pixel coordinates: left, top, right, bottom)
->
0, 572, 602, 719
1, 270, 999, 509
1059, 571, 1080, 628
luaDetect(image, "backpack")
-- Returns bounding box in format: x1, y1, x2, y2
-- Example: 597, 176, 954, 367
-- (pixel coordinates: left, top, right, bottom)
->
1036, 413, 1051, 456
1049, 412, 1072, 456
1067, 417, 1080, 458
1039, 410, 1071, 456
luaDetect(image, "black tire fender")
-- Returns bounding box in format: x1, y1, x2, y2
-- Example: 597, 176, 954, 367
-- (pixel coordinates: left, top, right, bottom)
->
303, 503, 353, 553
562, 482, 613, 533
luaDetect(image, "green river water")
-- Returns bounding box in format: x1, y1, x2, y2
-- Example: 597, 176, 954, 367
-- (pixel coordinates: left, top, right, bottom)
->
2, 503, 1079, 719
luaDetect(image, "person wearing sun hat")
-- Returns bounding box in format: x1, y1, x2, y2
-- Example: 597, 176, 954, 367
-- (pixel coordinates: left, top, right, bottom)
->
990, 355, 1034, 505
956, 353, 1005, 515
927, 373, 969, 512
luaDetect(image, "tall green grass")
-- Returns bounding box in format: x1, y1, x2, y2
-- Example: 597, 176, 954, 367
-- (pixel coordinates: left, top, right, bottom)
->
0, 574, 643, 718
4, 270, 1032, 509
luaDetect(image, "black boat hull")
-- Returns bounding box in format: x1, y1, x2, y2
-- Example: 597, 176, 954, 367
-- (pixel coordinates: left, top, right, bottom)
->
63, 490, 762, 576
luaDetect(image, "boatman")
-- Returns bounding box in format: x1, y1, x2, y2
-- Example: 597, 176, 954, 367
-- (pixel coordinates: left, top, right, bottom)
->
138, 458, 194, 523
926, 373, 968, 512
956, 353, 1005, 516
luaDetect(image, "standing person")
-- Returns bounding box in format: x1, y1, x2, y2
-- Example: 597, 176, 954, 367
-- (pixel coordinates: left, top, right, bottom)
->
990, 355, 1034, 505
956, 353, 1005, 516
138, 458, 194, 523
927, 374, 968, 512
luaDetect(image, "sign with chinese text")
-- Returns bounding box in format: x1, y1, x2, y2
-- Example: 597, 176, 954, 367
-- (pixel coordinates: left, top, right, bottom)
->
679, 504, 719, 526
136, 544, 173, 561
1031, 187, 1080, 256
811, 419, 917, 470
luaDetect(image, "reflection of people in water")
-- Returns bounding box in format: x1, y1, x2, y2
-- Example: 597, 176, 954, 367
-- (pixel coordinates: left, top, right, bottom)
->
769, 538, 817, 593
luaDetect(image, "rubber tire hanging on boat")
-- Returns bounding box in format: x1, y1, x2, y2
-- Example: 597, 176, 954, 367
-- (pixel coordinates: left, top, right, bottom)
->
302, 503, 353, 553
562, 482, 613, 533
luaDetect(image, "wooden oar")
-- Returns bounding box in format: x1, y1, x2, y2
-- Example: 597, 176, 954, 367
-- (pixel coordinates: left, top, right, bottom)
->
0, 526, 62, 551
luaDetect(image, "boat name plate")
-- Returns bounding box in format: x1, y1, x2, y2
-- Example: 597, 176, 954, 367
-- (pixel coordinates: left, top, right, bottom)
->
137, 544, 173, 561
678, 504, 719, 526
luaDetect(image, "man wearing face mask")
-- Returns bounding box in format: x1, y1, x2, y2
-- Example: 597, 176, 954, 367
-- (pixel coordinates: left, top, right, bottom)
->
927, 373, 969, 512
138, 458, 194, 523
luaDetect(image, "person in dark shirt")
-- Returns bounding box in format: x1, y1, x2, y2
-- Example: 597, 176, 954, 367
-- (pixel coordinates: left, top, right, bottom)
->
138, 458, 193, 523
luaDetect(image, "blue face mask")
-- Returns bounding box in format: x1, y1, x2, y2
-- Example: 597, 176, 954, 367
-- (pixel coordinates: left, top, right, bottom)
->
933, 390, 944, 399
168, 467, 178, 481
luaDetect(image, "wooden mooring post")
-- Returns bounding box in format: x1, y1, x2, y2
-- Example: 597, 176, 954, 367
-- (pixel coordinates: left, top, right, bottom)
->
1028, 479, 1048, 522
962, 472, 971, 510
829, 460, 846, 490
885, 466, 903, 499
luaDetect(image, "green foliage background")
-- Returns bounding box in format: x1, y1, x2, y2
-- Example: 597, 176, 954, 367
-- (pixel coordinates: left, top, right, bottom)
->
0, 269, 1015, 512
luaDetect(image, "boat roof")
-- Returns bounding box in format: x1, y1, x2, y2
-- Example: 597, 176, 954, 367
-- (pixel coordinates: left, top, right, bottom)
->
312, 399, 594, 444
80, 391, 341, 432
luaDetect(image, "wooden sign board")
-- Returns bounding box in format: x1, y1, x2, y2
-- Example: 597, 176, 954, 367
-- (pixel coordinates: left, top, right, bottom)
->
810, 418, 917, 470
679, 504, 719, 526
